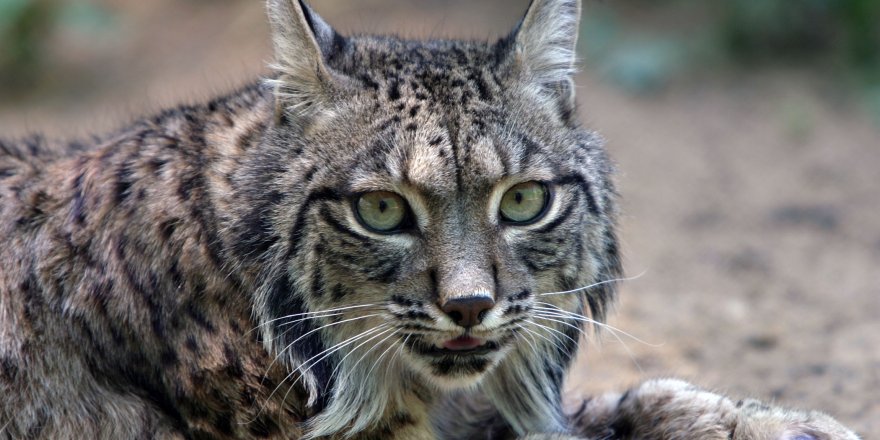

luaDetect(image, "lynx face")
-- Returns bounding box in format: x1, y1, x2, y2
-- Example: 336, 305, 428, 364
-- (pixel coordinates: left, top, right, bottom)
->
232, 1, 620, 409
264, 52, 611, 387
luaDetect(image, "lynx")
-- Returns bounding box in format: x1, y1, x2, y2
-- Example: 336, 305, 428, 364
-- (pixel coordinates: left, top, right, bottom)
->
0, 0, 861, 439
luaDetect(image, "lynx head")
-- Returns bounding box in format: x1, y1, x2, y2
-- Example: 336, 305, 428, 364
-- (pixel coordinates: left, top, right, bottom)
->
231, 0, 620, 435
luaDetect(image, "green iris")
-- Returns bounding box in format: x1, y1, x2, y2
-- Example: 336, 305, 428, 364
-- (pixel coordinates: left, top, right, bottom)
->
356, 191, 408, 232
499, 181, 548, 223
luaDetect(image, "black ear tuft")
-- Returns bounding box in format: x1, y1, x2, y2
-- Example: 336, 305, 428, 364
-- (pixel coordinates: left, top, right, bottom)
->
297, 0, 345, 60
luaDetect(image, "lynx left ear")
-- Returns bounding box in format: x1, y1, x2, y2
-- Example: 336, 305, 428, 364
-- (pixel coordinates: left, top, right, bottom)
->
510, 0, 581, 114
267, 0, 343, 124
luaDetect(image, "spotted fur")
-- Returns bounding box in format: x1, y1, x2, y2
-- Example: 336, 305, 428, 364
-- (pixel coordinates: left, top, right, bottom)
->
0, 1, 861, 439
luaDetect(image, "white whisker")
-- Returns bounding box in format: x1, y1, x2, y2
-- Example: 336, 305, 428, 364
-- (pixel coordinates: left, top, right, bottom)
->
246, 324, 389, 425
265, 313, 384, 379
326, 326, 397, 388
532, 308, 647, 374
365, 330, 402, 380
384, 334, 410, 386
277, 325, 394, 417
245, 303, 385, 334
537, 271, 646, 297
513, 323, 542, 359
532, 313, 589, 340
524, 319, 578, 349
339, 328, 400, 387
533, 302, 663, 347
518, 321, 567, 355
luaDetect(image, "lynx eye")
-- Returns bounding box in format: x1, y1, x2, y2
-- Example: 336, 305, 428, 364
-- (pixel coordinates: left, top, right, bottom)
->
355, 191, 409, 232
499, 181, 549, 224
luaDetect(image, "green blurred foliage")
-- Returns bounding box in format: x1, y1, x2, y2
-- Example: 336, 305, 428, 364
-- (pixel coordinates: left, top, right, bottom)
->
0, 0, 57, 91
581, 0, 880, 124
721, 0, 880, 71
0, 0, 113, 98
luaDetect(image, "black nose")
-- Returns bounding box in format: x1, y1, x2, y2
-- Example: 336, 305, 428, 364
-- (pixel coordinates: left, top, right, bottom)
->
441, 296, 495, 328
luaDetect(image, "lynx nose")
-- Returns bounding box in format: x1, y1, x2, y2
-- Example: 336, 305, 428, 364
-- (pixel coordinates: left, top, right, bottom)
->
441, 296, 495, 328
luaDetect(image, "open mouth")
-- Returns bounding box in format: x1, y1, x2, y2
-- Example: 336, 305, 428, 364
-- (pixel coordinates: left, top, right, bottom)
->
419, 336, 500, 356
442, 335, 485, 351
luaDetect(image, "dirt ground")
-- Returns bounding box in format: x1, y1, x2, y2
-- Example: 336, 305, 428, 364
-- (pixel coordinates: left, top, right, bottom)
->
1, 0, 877, 436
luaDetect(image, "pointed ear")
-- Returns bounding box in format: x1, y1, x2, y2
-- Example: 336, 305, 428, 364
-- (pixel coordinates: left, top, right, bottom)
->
266, 0, 343, 123
509, 0, 581, 114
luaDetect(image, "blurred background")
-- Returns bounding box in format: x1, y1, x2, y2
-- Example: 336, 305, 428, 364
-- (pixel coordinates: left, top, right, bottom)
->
1, 0, 877, 435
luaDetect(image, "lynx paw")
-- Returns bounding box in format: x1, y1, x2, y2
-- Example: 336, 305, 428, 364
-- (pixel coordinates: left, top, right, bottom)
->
570, 379, 739, 439
735, 398, 861, 440
569, 379, 861, 440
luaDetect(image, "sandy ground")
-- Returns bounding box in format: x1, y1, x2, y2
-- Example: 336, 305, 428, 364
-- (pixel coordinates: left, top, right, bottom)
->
1, 0, 877, 436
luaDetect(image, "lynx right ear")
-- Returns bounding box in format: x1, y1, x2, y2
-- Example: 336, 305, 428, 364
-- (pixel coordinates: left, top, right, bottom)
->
266, 0, 343, 124
508, 0, 581, 116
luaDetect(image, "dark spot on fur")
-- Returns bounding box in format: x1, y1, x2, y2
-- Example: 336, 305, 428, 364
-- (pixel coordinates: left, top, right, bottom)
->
311, 265, 325, 298
512, 290, 530, 301
474, 73, 492, 101
158, 218, 179, 240
554, 173, 599, 216
16, 189, 50, 230
332, 284, 352, 301
359, 74, 380, 90
231, 190, 285, 259
185, 301, 215, 333
388, 80, 401, 101
115, 160, 136, 204
372, 260, 400, 283
319, 206, 369, 243
533, 196, 577, 234
391, 295, 414, 307
236, 124, 264, 150
392, 411, 416, 426
248, 415, 281, 438
609, 415, 635, 438
406, 310, 432, 321
148, 157, 167, 173
302, 166, 318, 183
160, 349, 179, 367
71, 170, 87, 225
223, 344, 244, 379
287, 187, 342, 257
185, 336, 200, 354
429, 269, 439, 300
0, 357, 19, 382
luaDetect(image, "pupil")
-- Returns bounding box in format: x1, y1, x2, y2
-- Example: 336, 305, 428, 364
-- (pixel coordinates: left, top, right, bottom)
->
378, 200, 388, 213
514, 191, 523, 204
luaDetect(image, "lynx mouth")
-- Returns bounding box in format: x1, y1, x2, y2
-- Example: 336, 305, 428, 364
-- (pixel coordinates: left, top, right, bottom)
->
404, 335, 514, 383
438, 335, 485, 351
411, 337, 501, 357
